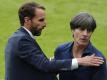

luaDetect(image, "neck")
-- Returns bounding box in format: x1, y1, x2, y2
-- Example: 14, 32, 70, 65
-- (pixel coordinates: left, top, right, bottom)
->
23, 24, 31, 31
72, 42, 87, 58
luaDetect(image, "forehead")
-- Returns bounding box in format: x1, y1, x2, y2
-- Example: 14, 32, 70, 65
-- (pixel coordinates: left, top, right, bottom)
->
35, 8, 45, 18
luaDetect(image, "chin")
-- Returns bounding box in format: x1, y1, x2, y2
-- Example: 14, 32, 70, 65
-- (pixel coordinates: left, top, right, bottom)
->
78, 42, 88, 46
34, 32, 41, 36
35, 34, 41, 36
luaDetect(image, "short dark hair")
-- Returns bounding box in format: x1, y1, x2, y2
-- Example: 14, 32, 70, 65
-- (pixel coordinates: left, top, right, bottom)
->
18, 2, 45, 26
70, 12, 96, 32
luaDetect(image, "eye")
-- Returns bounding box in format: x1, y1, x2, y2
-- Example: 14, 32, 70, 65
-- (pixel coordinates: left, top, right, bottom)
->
39, 18, 45, 22
79, 28, 85, 31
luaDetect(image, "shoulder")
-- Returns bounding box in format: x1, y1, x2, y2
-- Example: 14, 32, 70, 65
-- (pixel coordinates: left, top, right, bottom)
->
5, 29, 31, 53
54, 42, 73, 59
55, 42, 72, 52
8, 29, 32, 45
91, 45, 106, 60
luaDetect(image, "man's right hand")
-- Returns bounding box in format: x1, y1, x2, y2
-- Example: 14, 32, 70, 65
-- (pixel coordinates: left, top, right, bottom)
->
77, 54, 104, 67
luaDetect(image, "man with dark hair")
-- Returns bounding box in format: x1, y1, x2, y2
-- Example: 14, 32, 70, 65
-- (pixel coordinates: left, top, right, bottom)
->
5, 2, 104, 80
54, 12, 106, 80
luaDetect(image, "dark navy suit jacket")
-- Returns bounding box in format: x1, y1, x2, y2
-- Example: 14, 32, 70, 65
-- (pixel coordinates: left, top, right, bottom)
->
54, 42, 107, 80
5, 27, 72, 80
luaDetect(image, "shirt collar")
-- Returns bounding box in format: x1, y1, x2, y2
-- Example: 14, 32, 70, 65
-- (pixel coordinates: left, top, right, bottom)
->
70, 42, 94, 56
22, 26, 35, 39
83, 42, 94, 55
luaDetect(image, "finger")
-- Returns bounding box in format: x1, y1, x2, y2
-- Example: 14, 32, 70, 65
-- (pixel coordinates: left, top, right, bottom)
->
91, 59, 104, 64
90, 61, 103, 66
92, 58, 104, 62
91, 63, 100, 67
92, 61, 103, 64
93, 57, 104, 60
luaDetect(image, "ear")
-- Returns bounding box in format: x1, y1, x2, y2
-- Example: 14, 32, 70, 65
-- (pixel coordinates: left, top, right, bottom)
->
24, 17, 30, 23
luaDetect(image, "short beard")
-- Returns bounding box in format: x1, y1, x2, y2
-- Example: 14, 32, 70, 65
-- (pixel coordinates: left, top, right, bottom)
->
31, 27, 41, 36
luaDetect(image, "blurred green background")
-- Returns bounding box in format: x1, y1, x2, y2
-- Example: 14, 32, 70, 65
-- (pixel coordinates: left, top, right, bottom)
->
0, 0, 107, 80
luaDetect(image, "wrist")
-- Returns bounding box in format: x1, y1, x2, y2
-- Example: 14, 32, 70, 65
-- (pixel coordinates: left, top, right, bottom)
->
77, 58, 83, 66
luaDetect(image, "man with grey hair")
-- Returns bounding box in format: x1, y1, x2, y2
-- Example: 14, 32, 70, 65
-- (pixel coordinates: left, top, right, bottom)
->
54, 12, 106, 80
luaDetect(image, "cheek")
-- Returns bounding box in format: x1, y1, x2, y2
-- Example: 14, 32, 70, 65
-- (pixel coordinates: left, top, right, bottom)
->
33, 20, 38, 25
32, 19, 39, 25
73, 32, 80, 40
32, 21, 40, 28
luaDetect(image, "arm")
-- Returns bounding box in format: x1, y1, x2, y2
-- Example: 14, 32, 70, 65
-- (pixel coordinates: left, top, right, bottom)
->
17, 37, 72, 72
17, 36, 104, 73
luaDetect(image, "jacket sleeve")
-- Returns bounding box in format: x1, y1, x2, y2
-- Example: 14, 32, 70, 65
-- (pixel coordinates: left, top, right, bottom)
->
17, 36, 72, 72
